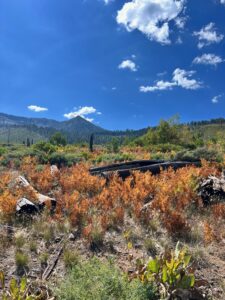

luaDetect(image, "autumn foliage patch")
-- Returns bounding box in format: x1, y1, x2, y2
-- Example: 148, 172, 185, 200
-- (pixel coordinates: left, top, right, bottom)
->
0, 158, 222, 241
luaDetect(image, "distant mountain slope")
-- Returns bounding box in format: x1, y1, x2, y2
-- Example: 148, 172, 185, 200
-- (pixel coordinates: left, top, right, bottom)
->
0, 112, 224, 145
0, 113, 108, 144
0, 126, 47, 144
0, 113, 104, 132
0, 112, 60, 128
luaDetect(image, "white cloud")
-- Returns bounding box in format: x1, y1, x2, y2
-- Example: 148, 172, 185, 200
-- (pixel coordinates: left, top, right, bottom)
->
140, 80, 176, 92
212, 94, 222, 103
64, 106, 101, 122
175, 16, 187, 29
221, 0, 225, 4
193, 23, 224, 48
28, 105, 48, 112
193, 53, 224, 66
118, 59, 137, 71
84, 117, 94, 122
172, 68, 202, 89
116, 0, 185, 44
140, 68, 202, 92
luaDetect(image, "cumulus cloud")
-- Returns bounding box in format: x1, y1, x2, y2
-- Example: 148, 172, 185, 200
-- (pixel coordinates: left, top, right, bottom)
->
140, 68, 202, 92
173, 68, 202, 89
28, 105, 48, 112
140, 80, 176, 92
193, 53, 224, 66
193, 23, 224, 48
212, 94, 222, 103
64, 106, 101, 122
221, 0, 225, 4
118, 59, 137, 71
116, 0, 185, 45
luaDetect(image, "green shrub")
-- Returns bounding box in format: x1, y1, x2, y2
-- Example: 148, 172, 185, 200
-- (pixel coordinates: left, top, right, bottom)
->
15, 252, 29, 271
95, 153, 134, 164
65, 153, 82, 166
0, 147, 7, 156
49, 152, 67, 166
175, 147, 223, 162
56, 258, 157, 300
33, 141, 56, 154
107, 137, 120, 153
149, 143, 183, 153
35, 164, 44, 172
135, 243, 195, 298
50, 132, 67, 146
63, 249, 80, 270
80, 151, 91, 161
1, 148, 37, 160
13, 158, 21, 169
0, 157, 11, 167
14, 233, 26, 250
88, 225, 104, 251
49, 152, 81, 167
29, 241, 37, 253
39, 252, 49, 266
0, 273, 38, 300
43, 225, 55, 245
144, 238, 157, 256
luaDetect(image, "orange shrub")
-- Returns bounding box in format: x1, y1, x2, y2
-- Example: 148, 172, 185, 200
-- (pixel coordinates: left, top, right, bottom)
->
203, 222, 216, 244
0, 156, 222, 240
163, 210, 190, 236
212, 203, 225, 219
0, 191, 17, 217
59, 164, 105, 195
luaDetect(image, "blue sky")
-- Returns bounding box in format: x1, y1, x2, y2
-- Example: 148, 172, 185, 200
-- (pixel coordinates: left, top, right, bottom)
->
0, 0, 224, 130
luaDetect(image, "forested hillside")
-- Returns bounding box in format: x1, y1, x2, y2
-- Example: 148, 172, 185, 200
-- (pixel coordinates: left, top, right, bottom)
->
0, 112, 224, 145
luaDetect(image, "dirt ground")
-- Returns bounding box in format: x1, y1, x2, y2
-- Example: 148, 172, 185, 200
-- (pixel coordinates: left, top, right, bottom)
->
1, 218, 225, 300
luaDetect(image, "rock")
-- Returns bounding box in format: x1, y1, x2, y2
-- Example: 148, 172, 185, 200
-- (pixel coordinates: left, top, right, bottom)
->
50, 165, 59, 176
198, 174, 225, 205
134, 243, 143, 249
16, 198, 39, 214
140, 202, 153, 213
170, 288, 205, 300
16, 176, 30, 187
55, 237, 61, 243
68, 233, 75, 241
37, 193, 56, 213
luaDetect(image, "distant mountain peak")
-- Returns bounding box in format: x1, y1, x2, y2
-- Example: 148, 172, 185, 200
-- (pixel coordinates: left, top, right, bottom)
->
0, 112, 106, 144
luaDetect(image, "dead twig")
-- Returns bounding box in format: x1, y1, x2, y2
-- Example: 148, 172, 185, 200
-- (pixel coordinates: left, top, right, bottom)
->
42, 242, 64, 281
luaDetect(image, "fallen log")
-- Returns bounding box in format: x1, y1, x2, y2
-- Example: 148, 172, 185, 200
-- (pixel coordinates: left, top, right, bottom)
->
11, 176, 57, 215
90, 159, 165, 174
42, 243, 64, 280
16, 198, 39, 214
90, 160, 201, 180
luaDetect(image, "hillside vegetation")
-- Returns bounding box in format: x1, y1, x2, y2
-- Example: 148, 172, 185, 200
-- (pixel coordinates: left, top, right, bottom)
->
1, 112, 224, 145
0, 117, 225, 299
